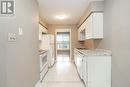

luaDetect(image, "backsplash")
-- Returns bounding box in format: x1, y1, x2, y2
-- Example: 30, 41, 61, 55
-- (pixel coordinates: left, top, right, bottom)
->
78, 39, 95, 49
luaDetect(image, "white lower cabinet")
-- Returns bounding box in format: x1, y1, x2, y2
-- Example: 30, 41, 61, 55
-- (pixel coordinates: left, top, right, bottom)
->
77, 52, 84, 79
87, 56, 111, 87
74, 49, 111, 87
82, 56, 88, 86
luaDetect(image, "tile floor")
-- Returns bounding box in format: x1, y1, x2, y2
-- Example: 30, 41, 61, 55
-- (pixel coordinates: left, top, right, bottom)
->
57, 54, 70, 62
41, 62, 85, 87
57, 50, 70, 62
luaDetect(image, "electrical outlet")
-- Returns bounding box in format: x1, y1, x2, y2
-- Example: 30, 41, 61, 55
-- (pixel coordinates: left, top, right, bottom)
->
8, 33, 16, 42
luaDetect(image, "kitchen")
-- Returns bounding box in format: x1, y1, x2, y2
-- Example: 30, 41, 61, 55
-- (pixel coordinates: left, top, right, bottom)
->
0, 0, 130, 87
37, 1, 112, 87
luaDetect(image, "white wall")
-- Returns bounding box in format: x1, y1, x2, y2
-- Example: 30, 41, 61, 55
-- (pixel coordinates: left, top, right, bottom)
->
0, 0, 39, 87
0, 22, 6, 87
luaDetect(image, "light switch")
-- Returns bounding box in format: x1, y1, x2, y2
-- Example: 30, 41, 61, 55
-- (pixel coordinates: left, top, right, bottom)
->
8, 33, 16, 42
19, 27, 23, 35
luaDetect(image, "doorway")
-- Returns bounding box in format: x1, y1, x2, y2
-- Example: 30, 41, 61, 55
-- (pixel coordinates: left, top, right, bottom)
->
56, 29, 71, 62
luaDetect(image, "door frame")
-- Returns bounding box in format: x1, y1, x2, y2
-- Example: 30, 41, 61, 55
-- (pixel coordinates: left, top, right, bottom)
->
55, 29, 72, 61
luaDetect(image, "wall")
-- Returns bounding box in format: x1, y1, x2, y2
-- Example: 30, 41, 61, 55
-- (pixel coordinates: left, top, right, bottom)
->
83, 40, 95, 49
0, 18, 6, 87
0, 0, 39, 87
48, 24, 80, 61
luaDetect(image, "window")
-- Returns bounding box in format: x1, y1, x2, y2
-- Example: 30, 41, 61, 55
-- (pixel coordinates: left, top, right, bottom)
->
56, 32, 70, 50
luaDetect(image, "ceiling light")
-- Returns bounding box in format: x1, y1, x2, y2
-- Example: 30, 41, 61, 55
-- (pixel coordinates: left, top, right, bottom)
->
56, 15, 68, 20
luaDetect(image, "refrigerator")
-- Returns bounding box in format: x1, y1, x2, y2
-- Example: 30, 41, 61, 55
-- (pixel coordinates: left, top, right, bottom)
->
42, 34, 55, 67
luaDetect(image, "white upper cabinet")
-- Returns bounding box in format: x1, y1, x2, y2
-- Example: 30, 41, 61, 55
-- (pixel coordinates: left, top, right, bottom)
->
86, 13, 104, 39
39, 24, 48, 40
78, 12, 103, 41
78, 24, 86, 41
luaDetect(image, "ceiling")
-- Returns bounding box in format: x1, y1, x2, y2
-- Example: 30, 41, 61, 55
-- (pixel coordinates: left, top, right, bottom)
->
37, 0, 102, 25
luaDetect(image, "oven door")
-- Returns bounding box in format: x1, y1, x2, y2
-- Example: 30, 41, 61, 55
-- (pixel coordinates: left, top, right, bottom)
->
40, 51, 48, 72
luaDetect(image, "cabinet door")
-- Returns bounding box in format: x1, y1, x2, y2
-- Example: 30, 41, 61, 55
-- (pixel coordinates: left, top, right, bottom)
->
77, 52, 83, 79
81, 24, 86, 40
85, 14, 93, 39
78, 22, 86, 41
85, 13, 103, 39
78, 28, 81, 41
42, 26, 48, 34
82, 56, 88, 86
39, 24, 48, 34
74, 50, 78, 66
92, 13, 103, 39
39, 25, 42, 40
87, 56, 111, 87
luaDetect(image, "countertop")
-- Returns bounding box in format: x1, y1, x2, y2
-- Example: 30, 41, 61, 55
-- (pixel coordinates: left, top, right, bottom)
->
75, 48, 112, 56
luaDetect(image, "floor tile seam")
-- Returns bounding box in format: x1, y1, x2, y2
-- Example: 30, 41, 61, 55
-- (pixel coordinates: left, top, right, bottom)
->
42, 81, 82, 83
